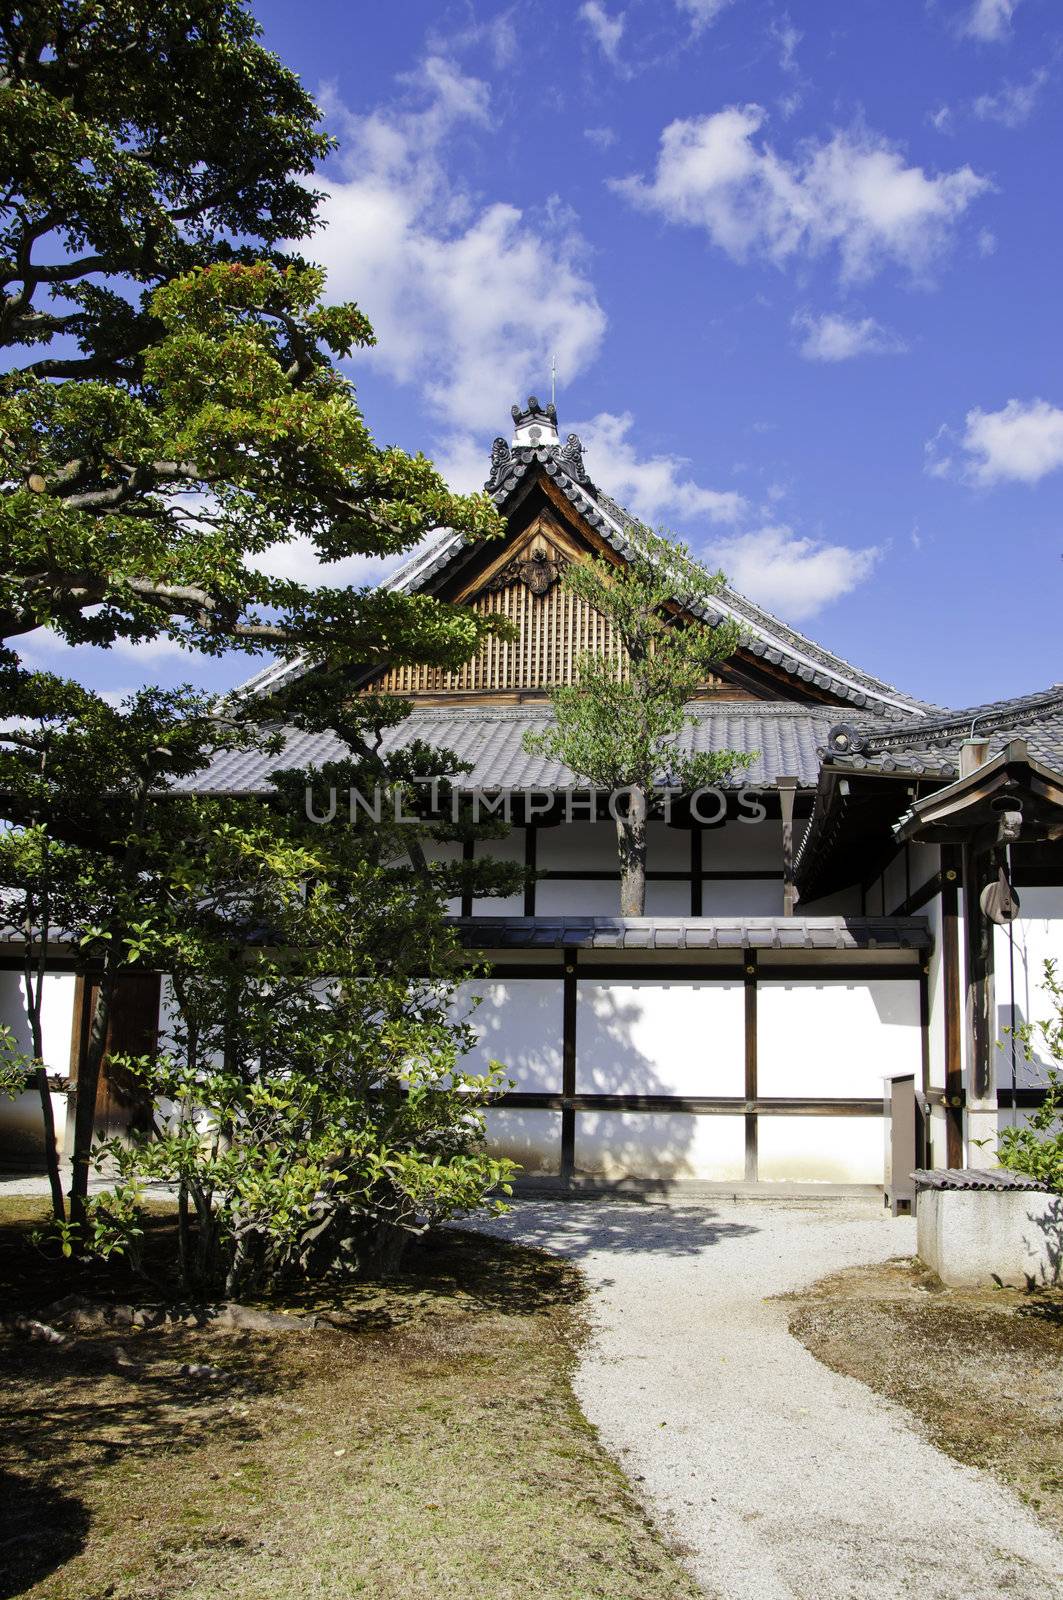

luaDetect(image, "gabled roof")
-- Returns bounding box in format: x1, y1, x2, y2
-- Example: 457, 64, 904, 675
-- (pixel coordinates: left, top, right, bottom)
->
821, 684, 1063, 779
794, 683, 1063, 900
239, 400, 933, 720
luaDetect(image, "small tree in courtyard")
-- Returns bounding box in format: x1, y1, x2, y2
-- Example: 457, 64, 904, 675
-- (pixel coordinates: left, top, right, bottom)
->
97, 704, 524, 1294
523, 524, 752, 915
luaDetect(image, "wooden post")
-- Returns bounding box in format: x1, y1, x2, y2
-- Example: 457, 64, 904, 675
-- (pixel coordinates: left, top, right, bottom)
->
523, 826, 537, 917
941, 847, 964, 1167
561, 951, 577, 1185
691, 828, 703, 917
777, 777, 798, 916
743, 949, 758, 1183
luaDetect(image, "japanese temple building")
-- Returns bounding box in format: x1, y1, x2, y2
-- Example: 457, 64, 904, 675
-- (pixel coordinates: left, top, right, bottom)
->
3, 398, 1061, 1192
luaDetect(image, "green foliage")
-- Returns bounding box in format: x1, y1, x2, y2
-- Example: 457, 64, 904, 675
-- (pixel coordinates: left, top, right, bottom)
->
997, 958, 1063, 1193
0, 2, 523, 1271
0, 1025, 33, 1098
1, 3, 506, 662
96, 713, 523, 1296
524, 522, 752, 913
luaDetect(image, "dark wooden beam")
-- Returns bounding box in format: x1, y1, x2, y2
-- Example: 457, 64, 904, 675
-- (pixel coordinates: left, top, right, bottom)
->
523, 826, 537, 917
777, 775, 798, 915
744, 949, 758, 1182
941, 846, 964, 1166
560, 950, 577, 1184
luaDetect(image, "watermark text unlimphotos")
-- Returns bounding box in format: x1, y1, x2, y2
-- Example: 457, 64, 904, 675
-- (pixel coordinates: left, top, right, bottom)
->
304, 783, 768, 827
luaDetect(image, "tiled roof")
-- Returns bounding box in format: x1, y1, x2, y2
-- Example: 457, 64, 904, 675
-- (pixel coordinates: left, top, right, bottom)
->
454, 915, 931, 951
911, 1167, 1050, 1192
823, 685, 1063, 778
181, 702, 849, 795
236, 411, 933, 719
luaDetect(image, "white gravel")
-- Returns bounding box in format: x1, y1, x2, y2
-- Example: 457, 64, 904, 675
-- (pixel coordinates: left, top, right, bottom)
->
467, 1197, 1063, 1600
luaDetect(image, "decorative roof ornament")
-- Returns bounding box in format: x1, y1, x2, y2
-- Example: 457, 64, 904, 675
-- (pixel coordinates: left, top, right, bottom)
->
510, 395, 559, 449
484, 400, 594, 494
558, 432, 590, 485
484, 551, 567, 597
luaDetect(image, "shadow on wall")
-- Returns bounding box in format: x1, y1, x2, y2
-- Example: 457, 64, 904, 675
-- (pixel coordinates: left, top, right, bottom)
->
472, 1197, 760, 1260
469, 979, 700, 1181
1029, 1195, 1062, 1290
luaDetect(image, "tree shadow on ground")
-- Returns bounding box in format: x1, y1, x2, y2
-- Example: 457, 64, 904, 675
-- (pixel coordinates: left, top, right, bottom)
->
0, 1469, 90, 1600
459, 1197, 760, 1260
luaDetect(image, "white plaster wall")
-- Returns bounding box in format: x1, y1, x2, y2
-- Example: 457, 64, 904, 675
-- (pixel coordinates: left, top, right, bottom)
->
701, 879, 782, 916
536, 879, 623, 915
471, 826, 526, 915
701, 818, 782, 871
576, 980, 745, 1096
0, 970, 75, 1164
797, 886, 862, 915
758, 1115, 883, 1183
882, 849, 908, 916
537, 821, 618, 872
419, 836, 464, 915
482, 1108, 562, 1176
757, 979, 921, 1099
455, 978, 563, 1093
910, 843, 940, 895
645, 879, 693, 915
647, 823, 692, 872
575, 1111, 745, 1181
994, 887, 1063, 1092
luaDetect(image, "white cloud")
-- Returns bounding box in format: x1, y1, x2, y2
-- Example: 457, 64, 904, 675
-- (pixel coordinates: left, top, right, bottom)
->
973, 69, 1048, 127
613, 104, 989, 282
584, 125, 618, 151
706, 526, 880, 619
771, 15, 801, 74
431, 431, 496, 495
793, 311, 908, 362
253, 537, 394, 589
930, 398, 1063, 485
574, 411, 747, 524
676, 0, 735, 33
928, 104, 954, 134
579, 1, 626, 65
313, 58, 605, 433
962, 0, 1022, 42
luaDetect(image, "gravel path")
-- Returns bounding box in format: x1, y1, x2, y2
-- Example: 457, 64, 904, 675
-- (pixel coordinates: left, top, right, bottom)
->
468, 1197, 1063, 1600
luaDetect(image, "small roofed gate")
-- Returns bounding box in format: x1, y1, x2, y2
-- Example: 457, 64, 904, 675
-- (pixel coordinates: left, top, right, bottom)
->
67, 972, 160, 1147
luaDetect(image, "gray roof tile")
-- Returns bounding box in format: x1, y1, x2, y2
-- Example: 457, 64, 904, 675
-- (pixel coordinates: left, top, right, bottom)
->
183, 701, 852, 795
452, 916, 931, 951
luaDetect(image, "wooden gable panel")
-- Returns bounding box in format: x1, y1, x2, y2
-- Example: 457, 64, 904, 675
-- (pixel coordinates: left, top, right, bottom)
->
373, 515, 727, 698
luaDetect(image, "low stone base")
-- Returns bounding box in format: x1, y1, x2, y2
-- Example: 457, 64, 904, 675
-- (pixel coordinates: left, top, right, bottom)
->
917, 1188, 1062, 1289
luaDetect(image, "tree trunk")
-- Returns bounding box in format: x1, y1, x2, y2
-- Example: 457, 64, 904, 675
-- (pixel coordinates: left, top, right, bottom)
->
68, 962, 117, 1228
617, 786, 648, 917
32, 1066, 66, 1222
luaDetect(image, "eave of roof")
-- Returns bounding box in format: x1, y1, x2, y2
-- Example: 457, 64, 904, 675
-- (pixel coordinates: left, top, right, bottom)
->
892, 738, 1063, 843
453, 914, 931, 952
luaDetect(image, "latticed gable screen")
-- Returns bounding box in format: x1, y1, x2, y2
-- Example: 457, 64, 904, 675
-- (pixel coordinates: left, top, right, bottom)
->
372, 529, 723, 697
375, 577, 631, 695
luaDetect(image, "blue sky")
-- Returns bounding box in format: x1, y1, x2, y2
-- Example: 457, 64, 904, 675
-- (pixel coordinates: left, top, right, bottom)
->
27, 0, 1063, 709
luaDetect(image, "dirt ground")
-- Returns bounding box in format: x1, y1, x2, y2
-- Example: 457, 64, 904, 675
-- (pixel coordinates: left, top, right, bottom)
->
784, 1255, 1063, 1537
0, 1199, 701, 1600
